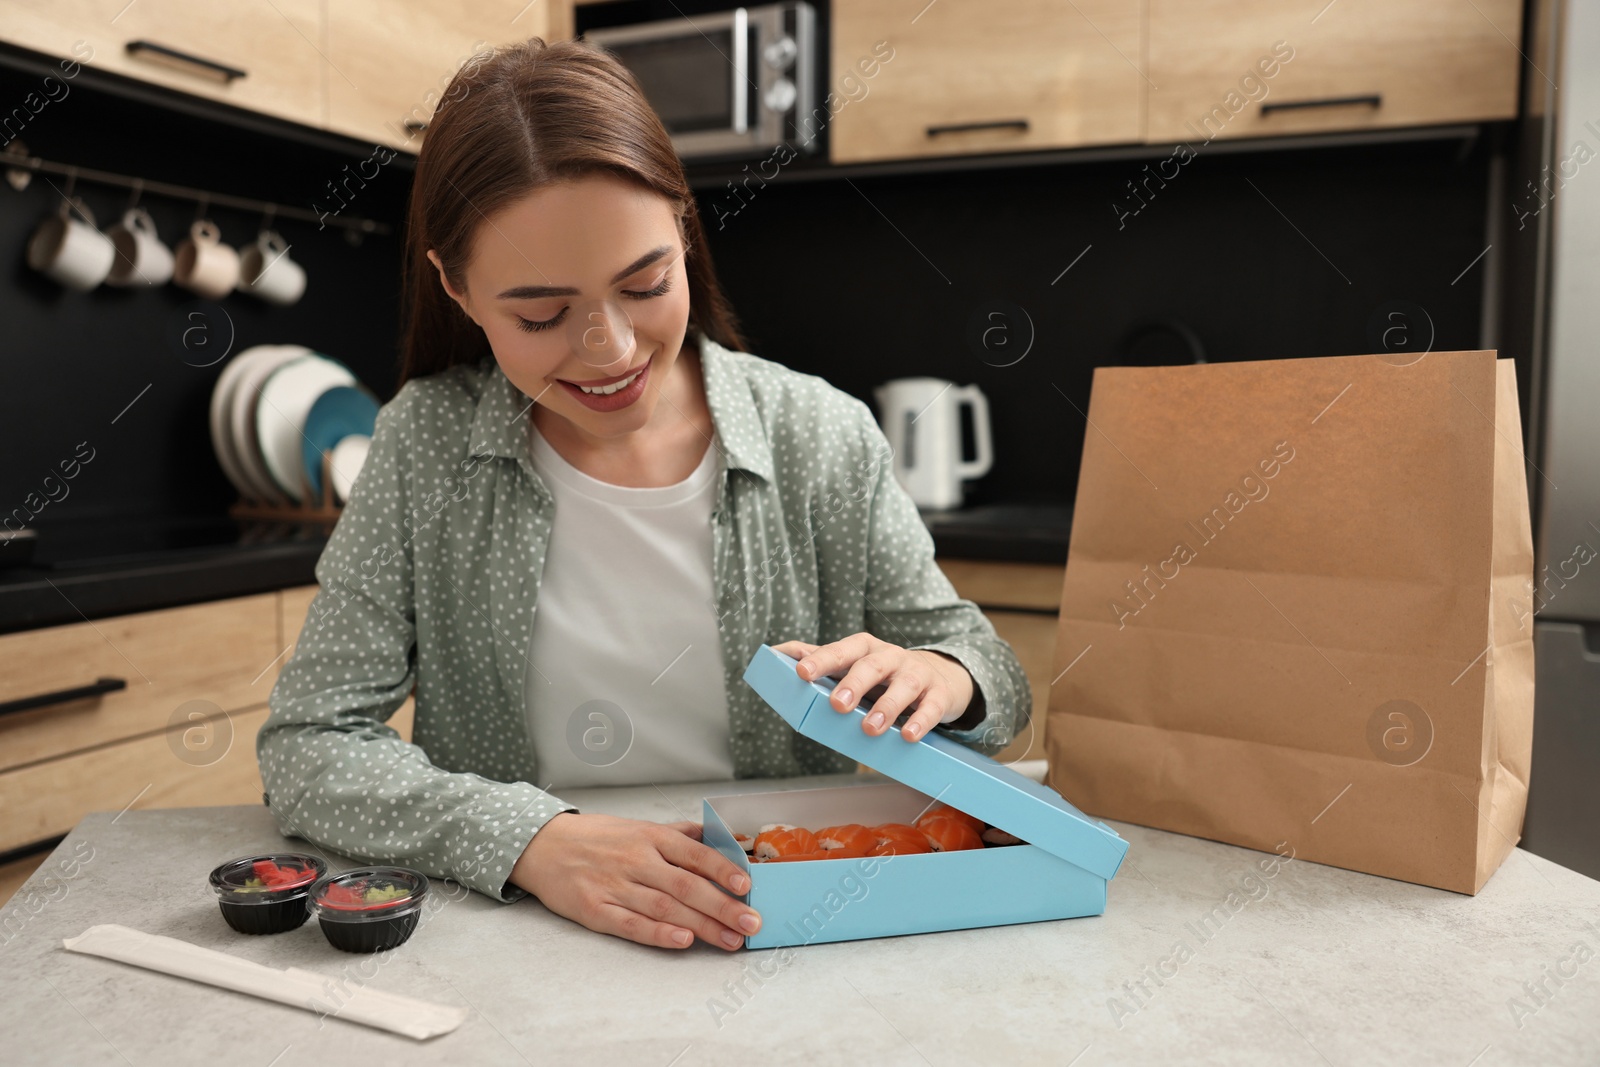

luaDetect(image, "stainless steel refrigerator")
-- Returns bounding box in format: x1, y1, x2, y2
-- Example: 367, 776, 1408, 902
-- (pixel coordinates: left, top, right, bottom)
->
1521, 0, 1600, 880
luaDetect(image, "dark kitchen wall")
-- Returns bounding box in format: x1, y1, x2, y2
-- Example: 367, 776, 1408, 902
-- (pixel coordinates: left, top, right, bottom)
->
692, 132, 1496, 508
0, 44, 1496, 534
0, 47, 412, 539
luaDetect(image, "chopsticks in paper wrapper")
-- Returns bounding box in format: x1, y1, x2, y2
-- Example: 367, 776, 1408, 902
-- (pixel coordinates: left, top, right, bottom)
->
62, 923, 468, 1040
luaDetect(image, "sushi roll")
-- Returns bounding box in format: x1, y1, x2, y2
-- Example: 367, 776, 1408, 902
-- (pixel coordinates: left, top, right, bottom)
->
815, 824, 877, 854
753, 826, 819, 861
914, 804, 984, 836
919, 816, 984, 852
866, 823, 933, 856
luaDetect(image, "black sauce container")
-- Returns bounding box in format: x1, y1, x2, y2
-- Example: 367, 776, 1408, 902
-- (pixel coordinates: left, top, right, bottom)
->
307, 866, 429, 953
208, 853, 327, 934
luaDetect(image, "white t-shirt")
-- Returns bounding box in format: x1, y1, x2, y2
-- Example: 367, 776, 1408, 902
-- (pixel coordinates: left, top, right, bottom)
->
523, 419, 735, 790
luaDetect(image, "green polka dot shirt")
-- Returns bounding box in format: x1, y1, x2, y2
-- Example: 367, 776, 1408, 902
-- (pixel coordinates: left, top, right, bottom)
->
257, 330, 1033, 902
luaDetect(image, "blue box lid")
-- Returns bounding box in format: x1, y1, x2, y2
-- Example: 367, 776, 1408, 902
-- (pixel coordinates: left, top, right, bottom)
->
742, 644, 1128, 881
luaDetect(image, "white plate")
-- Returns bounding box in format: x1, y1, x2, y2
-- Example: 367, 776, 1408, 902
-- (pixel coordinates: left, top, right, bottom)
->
229, 345, 313, 504
328, 434, 372, 504
209, 346, 272, 500
256, 354, 357, 503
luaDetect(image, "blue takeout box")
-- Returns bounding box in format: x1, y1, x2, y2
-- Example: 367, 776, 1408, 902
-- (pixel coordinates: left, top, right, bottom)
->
703, 644, 1129, 949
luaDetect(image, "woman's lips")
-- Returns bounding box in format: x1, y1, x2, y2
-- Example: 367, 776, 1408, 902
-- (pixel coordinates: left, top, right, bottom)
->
559, 361, 643, 387
557, 354, 652, 411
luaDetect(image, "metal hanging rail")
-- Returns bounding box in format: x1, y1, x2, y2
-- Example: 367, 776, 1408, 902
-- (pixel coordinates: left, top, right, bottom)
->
2, 146, 394, 237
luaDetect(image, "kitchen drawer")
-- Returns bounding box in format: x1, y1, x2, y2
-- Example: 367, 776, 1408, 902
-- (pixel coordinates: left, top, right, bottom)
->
939, 559, 1065, 613
6, 0, 325, 130
1145, 0, 1521, 142
829, 0, 1144, 164
0, 705, 269, 853
0, 593, 280, 773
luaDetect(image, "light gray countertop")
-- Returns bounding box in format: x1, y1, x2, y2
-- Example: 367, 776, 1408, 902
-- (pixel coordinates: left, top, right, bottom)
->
3, 771, 1598, 1066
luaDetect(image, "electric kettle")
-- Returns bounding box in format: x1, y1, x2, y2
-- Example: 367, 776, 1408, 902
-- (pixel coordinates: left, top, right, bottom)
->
872, 377, 993, 509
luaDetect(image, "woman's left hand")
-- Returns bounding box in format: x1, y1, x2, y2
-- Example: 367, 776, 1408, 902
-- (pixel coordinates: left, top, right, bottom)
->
771, 633, 974, 742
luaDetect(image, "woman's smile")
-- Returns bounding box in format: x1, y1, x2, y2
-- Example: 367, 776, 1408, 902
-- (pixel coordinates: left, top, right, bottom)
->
555, 352, 653, 411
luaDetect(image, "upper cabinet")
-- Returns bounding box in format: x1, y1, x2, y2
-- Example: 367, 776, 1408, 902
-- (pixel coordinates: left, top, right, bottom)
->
2, 0, 548, 153
829, 0, 1144, 165
325, 0, 547, 152
1144, 0, 1523, 143
6, 0, 326, 130
4, 0, 1526, 160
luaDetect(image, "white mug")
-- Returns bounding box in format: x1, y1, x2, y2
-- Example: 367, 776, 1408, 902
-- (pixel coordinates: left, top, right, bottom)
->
173, 219, 240, 300
238, 230, 306, 306
105, 207, 175, 287
27, 197, 116, 291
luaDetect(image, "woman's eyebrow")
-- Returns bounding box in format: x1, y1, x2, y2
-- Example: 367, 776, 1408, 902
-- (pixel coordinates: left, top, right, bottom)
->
495, 245, 673, 299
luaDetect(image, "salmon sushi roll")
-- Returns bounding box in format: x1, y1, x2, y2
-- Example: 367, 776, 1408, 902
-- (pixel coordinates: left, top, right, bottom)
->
914, 804, 983, 836
753, 826, 819, 861
732, 833, 756, 853
764, 848, 865, 863
815, 824, 878, 854
867, 823, 933, 856
919, 816, 984, 852
981, 827, 1023, 846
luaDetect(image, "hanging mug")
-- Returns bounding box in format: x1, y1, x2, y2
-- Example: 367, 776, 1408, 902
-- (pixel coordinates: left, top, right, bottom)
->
105, 207, 175, 287
173, 219, 240, 300
238, 229, 306, 306
27, 197, 116, 291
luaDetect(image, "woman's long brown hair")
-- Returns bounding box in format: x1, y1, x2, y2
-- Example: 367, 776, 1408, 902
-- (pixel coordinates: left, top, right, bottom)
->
396, 36, 747, 389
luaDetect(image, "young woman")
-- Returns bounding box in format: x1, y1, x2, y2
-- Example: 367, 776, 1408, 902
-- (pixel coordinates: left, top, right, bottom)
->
258, 37, 1030, 954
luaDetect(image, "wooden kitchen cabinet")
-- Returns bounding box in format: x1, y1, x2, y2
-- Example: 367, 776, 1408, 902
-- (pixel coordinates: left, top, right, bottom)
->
829, 0, 1144, 164
0, 593, 280, 775
1145, 0, 1522, 142
2, 0, 545, 153
5, 0, 326, 130
0, 583, 415, 863
0, 591, 284, 855
323, 0, 547, 152
939, 558, 1066, 613
0, 706, 272, 855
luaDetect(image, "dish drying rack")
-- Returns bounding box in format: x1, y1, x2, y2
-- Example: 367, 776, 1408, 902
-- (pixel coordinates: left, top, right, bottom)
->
227, 449, 344, 530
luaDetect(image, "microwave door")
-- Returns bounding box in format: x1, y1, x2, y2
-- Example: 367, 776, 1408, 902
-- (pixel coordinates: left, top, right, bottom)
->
585, 6, 800, 160
586, 7, 791, 160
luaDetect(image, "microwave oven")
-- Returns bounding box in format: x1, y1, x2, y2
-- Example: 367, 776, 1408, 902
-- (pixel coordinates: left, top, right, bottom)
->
584, 3, 818, 163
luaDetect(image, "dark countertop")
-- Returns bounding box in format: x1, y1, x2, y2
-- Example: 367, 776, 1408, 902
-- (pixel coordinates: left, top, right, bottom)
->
0, 541, 326, 634
921, 502, 1072, 565
0, 504, 1070, 633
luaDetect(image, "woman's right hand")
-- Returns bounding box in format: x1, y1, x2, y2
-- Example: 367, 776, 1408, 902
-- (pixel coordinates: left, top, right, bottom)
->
508, 812, 762, 951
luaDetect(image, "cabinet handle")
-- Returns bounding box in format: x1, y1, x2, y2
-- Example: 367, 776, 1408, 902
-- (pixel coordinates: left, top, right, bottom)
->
0, 677, 127, 718
926, 118, 1030, 137
125, 40, 247, 84
1260, 94, 1382, 116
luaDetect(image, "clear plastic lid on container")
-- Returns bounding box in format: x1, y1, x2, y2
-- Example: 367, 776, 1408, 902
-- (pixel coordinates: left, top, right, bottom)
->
307, 866, 429, 924
209, 853, 327, 905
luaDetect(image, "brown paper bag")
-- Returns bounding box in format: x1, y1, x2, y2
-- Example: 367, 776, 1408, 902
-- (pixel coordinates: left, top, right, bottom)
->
1047, 350, 1534, 894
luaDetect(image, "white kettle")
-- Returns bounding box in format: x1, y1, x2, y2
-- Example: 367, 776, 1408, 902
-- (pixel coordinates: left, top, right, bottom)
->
872, 377, 993, 509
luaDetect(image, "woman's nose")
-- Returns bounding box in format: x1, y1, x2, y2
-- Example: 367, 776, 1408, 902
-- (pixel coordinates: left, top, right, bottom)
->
569, 300, 636, 370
